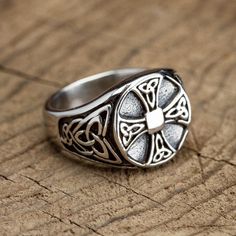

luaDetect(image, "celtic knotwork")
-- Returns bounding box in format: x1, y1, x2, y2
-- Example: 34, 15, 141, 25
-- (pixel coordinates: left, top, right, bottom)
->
115, 72, 191, 167
61, 123, 74, 146
60, 105, 121, 164
153, 133, 173, 163
165, 96, 189, 120
120, 122, 146, 147
138, 79, 159, 108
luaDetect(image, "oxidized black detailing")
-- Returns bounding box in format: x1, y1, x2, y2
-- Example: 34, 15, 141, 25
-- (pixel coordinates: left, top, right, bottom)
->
59, 105, 127, 166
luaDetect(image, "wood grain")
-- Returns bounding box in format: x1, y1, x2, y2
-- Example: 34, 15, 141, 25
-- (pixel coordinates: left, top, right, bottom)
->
0, 0, 236, 235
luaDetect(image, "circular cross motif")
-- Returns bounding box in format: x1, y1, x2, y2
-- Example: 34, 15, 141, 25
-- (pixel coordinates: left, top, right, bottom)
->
114, 72, 191, 167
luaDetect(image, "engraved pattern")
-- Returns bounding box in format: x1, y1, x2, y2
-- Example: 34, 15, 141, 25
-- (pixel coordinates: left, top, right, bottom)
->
115, 73, 191, 167
138, 79, 159, 108
165, 96, 189, 120
153, 133, 172, 163
60, 105, 121, 164
120, 122, 145, 147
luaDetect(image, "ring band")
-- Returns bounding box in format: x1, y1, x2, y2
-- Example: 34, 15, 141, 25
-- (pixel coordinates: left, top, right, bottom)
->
44, 68, 191, 168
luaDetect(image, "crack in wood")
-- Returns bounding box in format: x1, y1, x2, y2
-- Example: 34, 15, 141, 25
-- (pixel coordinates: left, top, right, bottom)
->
95, 173, 165, 208
21, 174, 53, 193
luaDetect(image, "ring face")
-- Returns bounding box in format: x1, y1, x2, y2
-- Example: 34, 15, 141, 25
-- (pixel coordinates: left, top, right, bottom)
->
114, 72, 191, 167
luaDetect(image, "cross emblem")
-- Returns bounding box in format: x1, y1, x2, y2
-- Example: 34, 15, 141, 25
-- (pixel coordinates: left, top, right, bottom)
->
115, 73, 191, 167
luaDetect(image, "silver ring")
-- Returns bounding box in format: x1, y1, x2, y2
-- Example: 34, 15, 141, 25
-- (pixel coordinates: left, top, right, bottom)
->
44, 68, 191, 168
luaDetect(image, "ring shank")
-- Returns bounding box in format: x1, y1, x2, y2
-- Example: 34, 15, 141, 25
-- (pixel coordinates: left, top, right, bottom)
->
46, 68, 144, 111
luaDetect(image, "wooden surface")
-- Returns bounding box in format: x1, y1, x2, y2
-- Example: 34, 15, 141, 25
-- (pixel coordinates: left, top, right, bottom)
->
0, 0, 236, 235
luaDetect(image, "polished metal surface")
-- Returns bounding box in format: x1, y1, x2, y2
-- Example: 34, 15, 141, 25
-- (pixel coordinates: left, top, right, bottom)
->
44, 68, 191, 168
